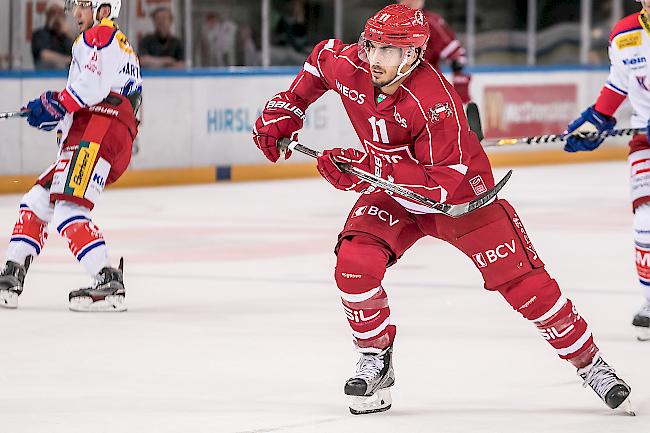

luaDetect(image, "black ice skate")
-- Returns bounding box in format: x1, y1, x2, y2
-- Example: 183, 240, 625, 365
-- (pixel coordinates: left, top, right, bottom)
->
69, 259, 126, 312
344, 346, 394, 415
0, 256, 32, 309
578, 354, 634, 415
632, 301, 650, 341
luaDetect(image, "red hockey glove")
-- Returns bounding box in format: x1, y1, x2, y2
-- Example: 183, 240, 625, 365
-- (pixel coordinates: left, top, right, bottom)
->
316, 148, 392, 193
452, 71, 471, 104
252, 92, 307, 163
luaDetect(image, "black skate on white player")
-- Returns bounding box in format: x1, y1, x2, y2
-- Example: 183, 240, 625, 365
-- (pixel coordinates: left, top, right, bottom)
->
632, 301, 650, 341
345, 346, 395, 415
0, 256, 33, 309
578, 353, 633, 414
68, 258, 126, 312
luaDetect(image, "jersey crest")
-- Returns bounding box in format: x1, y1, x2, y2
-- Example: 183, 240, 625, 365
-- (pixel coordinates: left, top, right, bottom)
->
429, 102, 453, 123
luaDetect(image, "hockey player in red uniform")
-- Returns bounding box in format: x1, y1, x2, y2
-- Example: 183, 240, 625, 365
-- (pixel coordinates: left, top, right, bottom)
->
398, 0, 471, 103
253, 4, 633, 415
0, 0, 142, 312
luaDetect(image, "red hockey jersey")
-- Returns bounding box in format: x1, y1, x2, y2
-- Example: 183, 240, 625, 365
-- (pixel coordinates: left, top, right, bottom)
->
288, 39, 493, 213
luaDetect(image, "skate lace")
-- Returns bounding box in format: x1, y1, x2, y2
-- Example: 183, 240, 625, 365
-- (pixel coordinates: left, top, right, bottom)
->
582, 362, 619, 398
352, 353, 384, 381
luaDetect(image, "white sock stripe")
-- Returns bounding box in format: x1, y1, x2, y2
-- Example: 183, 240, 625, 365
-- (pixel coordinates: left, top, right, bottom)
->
351, 317, 390, 340
534, 296, 568, 323
340, 286, 382, 303
556, 329, 592, 356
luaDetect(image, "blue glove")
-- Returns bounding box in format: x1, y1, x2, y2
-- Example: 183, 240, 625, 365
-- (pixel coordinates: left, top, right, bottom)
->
564, 106, 616, 152
25, 91, 66, 131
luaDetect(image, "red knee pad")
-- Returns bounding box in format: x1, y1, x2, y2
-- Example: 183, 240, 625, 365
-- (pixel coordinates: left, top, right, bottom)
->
335, 236, 390, 294
498, 271, 561, 320
336, 236, 394, 350
58, 218, 105, 261
11, 209, 49, 255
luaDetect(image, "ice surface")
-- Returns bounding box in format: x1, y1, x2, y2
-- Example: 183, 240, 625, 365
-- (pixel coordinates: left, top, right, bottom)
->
0, 162, 647, 433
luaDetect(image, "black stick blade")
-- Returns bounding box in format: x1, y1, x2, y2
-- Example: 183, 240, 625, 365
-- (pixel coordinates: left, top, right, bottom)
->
466, 102, 484, 142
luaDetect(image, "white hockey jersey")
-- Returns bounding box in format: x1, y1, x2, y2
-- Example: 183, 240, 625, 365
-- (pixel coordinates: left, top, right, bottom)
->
57, 18, 142, 141
597, 10, 650, 126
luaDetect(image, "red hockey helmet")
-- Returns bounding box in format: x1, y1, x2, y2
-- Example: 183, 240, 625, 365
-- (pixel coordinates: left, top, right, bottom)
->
363, 4, 430, 50
359, 5, 430, 86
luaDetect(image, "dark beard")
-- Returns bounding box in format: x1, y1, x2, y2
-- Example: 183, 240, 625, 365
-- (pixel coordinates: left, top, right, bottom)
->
371, 75, 395, 88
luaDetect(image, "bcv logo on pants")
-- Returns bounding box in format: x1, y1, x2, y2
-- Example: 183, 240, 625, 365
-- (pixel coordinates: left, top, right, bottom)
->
352, 205, 400, 226
472, 240, 516, 268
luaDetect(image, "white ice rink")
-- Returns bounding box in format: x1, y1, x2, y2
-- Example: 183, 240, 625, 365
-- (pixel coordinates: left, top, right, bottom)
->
0, 161, 648, 433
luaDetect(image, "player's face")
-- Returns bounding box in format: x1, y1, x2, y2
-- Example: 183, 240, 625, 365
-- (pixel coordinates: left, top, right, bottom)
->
365, 41, 405, 87
66, 0, 94, 32
365, 41, 418, 87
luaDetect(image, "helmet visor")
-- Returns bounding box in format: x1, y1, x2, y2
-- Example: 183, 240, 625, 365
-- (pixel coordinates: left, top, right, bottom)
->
358, 34, 413, 68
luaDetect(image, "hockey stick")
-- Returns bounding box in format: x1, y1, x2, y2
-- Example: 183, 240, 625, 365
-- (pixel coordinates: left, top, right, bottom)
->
277, 138, 512, 218
466, 102, 484, 141
0, 110, 28, 120
464, 105, 645, 147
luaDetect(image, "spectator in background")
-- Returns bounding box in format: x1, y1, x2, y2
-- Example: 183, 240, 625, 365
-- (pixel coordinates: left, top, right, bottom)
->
235, 24, 260, 66
139, 7, 184, 69
274, 0, 309, 53
398, 0, 472, 103
197, 12, 237, 67
31, 0, 73, 70
271, 0, 311, 65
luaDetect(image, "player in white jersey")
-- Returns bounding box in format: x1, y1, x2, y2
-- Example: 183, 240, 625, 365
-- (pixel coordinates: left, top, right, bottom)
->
565, 0, 650, 340
0, 0, 142, 312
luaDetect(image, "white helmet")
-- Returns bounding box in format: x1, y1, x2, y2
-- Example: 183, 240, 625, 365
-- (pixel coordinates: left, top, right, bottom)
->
65, 0, 122, 23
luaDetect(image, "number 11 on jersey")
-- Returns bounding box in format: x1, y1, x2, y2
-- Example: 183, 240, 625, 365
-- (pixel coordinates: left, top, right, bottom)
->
369, 116, 389, 144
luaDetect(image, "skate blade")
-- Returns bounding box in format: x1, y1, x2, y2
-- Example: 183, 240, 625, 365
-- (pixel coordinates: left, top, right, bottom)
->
635, 326, 650, 342
348, 388, 391, 415
614, 396, 636, 416
69, 295, 127, 312
0, 289, 18, 309
621, 397, 636, 416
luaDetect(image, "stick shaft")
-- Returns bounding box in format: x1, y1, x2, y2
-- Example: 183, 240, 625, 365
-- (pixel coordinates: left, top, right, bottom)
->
0, 111, 28, 120
277, 138, 512, 218
482, 127, 645, 147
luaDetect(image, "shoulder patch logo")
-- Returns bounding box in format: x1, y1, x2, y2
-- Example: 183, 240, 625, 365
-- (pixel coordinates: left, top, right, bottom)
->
616, 31, 642, 49
429, 102, 453, 123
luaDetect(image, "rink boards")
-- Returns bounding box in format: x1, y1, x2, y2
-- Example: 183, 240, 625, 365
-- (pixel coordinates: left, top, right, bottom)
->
0, 67, 632, 193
